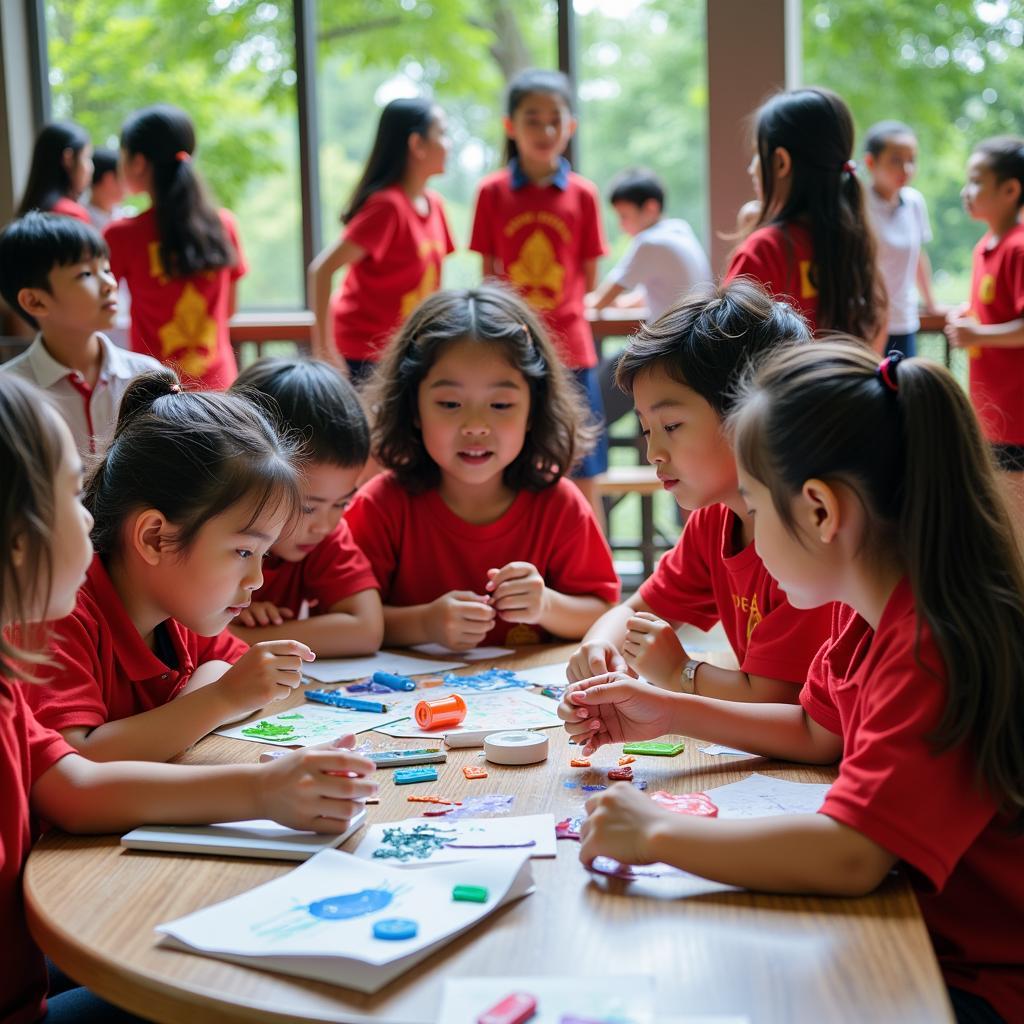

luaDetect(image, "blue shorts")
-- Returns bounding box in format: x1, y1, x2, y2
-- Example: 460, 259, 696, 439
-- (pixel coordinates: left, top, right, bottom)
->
571, 366, 609, 479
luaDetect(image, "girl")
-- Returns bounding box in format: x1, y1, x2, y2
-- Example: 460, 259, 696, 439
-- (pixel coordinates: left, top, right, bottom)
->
469, 68, 609, 514
726, 87, 885, 345
345, 285, 621, 651
16, 121, 93, 224
308, 97, 454, 383
104, 104, 247, 390
0, 373, 374, 1024
22, 366, 317, 764
560, 342, 1024, 1024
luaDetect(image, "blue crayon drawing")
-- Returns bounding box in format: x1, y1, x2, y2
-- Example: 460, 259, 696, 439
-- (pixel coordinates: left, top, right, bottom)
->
252, 882, 410, 942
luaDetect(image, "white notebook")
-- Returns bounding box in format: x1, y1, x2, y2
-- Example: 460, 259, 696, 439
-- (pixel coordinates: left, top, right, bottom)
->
121, 810, 366, 861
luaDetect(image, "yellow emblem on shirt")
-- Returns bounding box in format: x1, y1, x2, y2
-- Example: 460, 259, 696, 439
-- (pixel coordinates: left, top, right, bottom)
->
508, 229, 564, 310
798, 260, 818, 299
504, 623, 542, 646
978, 273, 996, 305
157, 284, 217, 378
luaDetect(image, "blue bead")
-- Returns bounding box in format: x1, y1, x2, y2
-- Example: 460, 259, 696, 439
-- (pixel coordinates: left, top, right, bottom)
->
373, 917, 418, 941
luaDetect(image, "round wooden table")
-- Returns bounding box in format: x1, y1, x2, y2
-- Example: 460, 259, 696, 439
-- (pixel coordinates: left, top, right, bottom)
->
26, 646, 952, 1023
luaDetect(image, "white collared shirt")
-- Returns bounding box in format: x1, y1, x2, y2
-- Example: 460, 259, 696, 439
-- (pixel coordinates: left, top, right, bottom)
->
0, 332, 161, 455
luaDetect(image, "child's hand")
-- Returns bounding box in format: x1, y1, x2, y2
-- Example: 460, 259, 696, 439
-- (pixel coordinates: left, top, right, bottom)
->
623, 611, 687, 690
234, 601, 295, 628
557, 671, 678, 756
567, 640, 629, 682
944, 316, 978, 349
216, 640, 315, 716
258, 734, 377, 832
426, 591, 495, 650
579, 783, 670, 867
486, 562, 546, 624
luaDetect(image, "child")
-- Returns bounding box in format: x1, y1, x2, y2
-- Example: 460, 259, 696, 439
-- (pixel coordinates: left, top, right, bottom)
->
469, 68, 609, 511
726, 87, 885, 345
86, 146, 127, 231
15, 121, 93, 223
945, 136, 1024, 518
560, 341, 1024, 1024
228, 358, 384, 655
0, 212, 161, 455
104, 104, 247, 390
22, 367, 316, 763
345, 285, 620, 651
589, 167, 712, 320
308, 98, 454, 382
863, 120, 938, 358
0, 372, 375, 1024
567, 279, 833, 703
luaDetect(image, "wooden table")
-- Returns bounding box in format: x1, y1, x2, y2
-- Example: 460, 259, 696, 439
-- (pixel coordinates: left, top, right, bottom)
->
25, 646, 952, 1023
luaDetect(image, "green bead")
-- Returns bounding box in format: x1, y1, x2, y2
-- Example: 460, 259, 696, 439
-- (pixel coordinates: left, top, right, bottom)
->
452, 884, 489, 903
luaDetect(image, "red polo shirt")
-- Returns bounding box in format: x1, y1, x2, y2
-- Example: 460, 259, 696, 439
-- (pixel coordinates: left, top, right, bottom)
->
23, 555, 248, 733
49, 196, 91, 223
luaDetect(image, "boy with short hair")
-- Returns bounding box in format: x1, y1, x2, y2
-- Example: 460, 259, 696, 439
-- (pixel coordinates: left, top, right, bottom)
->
228, 357, 384, 656
589, 167, 712, 320
0, 211, 160, 455
862, 121, 938, 358
85, 147, 127, 232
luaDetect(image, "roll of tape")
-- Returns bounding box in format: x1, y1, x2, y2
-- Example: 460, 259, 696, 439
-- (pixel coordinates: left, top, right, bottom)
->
483, 730, 549, 766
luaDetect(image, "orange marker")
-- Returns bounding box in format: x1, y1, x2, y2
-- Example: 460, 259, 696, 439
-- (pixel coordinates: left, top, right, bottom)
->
414, 693, 467, 730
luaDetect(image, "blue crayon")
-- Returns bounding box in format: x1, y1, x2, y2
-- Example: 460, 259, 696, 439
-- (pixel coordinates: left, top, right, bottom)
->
305, 689, 391, 713
371, 671, 417, 692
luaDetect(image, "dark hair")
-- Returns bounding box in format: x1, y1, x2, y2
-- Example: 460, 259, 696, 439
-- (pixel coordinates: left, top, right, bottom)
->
608, 168, 665, 210
0, 212, 109, 329
863, 120, 916, 158
86, 367, 303, 556
367, 283, 596, 493
91, 147, 119, 186
342, 98, 437, 224
504, 68, 574, 163
730, 341, 1024, 827
616, 278, 811, 417
120, 104, 234, 277
752, 87, 884, 340
231, 358, 370, 468
16, 121, 91, 217
973, 135, 1024, 208
0, 376, 66, 679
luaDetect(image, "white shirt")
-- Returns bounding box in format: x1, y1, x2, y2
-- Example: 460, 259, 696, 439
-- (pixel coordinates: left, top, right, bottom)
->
865, 185, 933, 335
0, 332, 161, 455
604, 217, 713, 320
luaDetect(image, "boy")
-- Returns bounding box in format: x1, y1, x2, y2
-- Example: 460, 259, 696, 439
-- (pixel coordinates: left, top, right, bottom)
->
0, 211, 160, 455
945, 135, 1024, 517
567, 279, 834, 703
85, 147, 127, 232
228, 358, 384, 656
589, 168, 712, 321
862, 121, 938, 357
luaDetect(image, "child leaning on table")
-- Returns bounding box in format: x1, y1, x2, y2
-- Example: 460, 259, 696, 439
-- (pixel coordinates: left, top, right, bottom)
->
0, 373, 375, 1024
561, 341, 1024, 1024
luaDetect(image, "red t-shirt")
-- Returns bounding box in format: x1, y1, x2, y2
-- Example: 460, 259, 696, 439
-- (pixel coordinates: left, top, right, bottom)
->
469, 164, 607, 369
331, 187, 455, 363
803, 580, 1024, 1020
22, 555, 249, 733
638, 503, 834, 686
967, 222, 1024, 445
49, 195, 91, 223
725, 222, 819, 332
345, 473, 620, 646
105, 206, 247, 390
254, 520, 378, 617
0, 681, 75, 1024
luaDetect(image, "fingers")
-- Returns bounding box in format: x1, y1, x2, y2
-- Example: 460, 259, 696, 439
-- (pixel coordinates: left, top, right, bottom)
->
254, 639, 317, 662
485, 562, 534, 591
449, 590, 493, 605
235, 608, 257, 627
302, 748, 377, 777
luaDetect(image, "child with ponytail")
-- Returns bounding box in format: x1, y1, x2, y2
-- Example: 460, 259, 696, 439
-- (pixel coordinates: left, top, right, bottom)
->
104, 105, 247, 389
560, 342, 1024, 1023
15, 121, 93, 223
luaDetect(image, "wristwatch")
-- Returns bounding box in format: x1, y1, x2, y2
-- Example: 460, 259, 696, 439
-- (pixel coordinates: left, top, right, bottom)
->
681, 658, 703, 695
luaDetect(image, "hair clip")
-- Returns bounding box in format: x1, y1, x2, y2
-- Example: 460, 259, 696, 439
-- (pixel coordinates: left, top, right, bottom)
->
877, 351, 902, 393
175, 151, 191, 163
168, 383, 182, 394
842, 159, 857, 174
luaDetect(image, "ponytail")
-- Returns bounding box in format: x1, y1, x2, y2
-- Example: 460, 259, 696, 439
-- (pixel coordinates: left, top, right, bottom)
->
731, 341, 1024, 825
120, 105, 234, 277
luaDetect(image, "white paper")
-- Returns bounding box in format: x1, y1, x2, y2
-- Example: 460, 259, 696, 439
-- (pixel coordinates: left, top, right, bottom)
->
439, 975, 656, 1024
121, 812, 366, 861
215, 704, 408, 746
375, 690, 563, 739
156, 849, 533, 993
301, 650, 467, 683
512, 662, 571, 687
707, 773, 830, 818
412, 643, 515, 661
353, 814, 557, 866
700, 743, 759, 757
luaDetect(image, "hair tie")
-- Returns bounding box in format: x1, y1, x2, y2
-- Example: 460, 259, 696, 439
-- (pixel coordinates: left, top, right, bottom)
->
168, 383, 182, 394
175, 151, 191, 163
842, 159, 857, 174
877, 351, 903, 393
